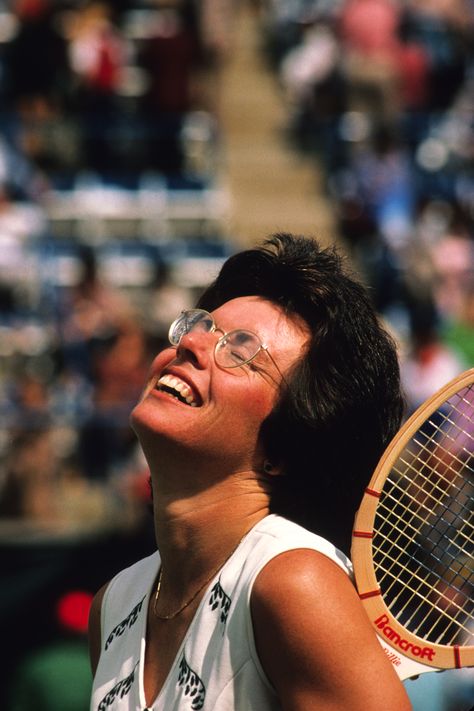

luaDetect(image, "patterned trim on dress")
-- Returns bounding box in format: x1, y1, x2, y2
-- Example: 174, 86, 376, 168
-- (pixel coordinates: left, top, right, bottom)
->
104, 595, 147, 650
178, 652, 206, 710
208, 580, 231, 625
97, 661, 139, 709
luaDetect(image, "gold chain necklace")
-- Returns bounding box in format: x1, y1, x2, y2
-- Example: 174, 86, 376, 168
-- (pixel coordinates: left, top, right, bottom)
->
153, 533, 248, 620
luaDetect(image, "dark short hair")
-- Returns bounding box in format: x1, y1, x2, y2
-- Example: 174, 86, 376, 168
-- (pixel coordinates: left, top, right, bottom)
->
197, 233, 404, 553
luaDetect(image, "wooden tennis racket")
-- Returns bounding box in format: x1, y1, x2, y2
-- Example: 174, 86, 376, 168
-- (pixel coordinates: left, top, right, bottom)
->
352, 368, 474, 680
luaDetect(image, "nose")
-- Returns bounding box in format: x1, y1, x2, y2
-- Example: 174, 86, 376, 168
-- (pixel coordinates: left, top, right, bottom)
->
175, 328, 215, 369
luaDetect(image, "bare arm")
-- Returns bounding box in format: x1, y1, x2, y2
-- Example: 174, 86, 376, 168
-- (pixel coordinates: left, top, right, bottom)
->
251, 549, 412, 711
88, 581, 109, 677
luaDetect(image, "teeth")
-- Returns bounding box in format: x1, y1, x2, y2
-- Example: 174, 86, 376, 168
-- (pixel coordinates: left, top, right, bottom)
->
157, 374, 198, 406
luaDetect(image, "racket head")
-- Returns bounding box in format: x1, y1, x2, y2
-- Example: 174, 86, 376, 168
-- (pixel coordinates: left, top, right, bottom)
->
352, 369, 474, 680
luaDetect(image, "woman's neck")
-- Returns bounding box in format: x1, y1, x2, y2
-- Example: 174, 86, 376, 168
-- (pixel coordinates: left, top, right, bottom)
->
152, 473, 270, 589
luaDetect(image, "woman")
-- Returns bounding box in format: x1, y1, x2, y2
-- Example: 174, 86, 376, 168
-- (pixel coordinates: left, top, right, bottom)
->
89, 233, 411, 710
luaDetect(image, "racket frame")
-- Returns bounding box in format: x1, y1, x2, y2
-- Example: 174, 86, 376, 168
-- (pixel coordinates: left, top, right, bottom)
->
352, 369, 474, 680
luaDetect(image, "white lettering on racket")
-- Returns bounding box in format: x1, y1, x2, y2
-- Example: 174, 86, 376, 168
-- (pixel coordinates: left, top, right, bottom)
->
374, 615, 436, 661
383, 648, 401, 666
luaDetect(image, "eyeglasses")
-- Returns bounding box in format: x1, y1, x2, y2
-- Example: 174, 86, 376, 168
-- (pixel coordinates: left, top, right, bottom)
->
168, 309, 286, 383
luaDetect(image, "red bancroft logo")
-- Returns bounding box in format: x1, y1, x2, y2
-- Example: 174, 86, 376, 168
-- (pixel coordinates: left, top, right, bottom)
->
374, 615, 435, 661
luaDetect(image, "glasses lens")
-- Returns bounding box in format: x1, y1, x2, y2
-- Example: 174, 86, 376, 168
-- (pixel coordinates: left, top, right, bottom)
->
215, 330, 261, 368
168, 310, 213, 346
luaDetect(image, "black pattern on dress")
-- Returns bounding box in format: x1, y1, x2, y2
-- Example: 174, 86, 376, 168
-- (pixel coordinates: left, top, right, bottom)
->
177, 652, 206, 710
97, 662, 139, 709
208, 580, 232, 625
104, 596, 146, 650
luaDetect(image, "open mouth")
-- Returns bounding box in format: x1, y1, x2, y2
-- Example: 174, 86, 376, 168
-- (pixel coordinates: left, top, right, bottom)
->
155, 374, 200, 407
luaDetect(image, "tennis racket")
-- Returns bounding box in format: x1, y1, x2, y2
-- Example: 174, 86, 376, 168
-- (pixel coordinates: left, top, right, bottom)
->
352, 368, 474, 681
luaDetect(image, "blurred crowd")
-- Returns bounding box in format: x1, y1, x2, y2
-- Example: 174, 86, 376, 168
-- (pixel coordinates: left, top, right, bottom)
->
0, 0, 236, 534
0, 0, 472, 536
263, 0, 473, 400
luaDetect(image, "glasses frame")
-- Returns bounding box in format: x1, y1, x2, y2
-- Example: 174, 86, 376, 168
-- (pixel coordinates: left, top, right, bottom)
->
168, 309, 288, 384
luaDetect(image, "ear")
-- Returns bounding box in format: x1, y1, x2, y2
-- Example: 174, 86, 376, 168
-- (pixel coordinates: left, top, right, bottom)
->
262, 460, 282, 477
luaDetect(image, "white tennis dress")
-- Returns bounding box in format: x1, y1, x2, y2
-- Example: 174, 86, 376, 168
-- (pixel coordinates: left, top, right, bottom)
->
91, 514, 352, 711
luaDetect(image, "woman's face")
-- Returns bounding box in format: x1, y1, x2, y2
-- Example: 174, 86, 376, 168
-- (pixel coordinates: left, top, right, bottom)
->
131, 296, 309, 473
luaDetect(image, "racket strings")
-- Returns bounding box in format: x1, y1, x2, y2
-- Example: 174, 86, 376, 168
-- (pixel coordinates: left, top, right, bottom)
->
376, 386, 473, 547
384, 420, 473, 532
374, 484, 473, 643
377, 467, 473, 567
373, 492, 473, 644
373, 521, 472, 642
372, 384, 474, 646
378, 464, 470, 545
375, 457, 472, 586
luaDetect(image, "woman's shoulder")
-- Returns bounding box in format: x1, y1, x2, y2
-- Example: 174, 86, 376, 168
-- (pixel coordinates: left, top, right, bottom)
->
245, 514, 352, 575
250, 547, 412, 711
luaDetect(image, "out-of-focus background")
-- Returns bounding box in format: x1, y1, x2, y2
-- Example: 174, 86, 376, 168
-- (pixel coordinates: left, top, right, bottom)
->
0, 1, 472, 709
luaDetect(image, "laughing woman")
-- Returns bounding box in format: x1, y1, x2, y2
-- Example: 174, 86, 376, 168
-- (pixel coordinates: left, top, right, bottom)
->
89, 233, 412, 711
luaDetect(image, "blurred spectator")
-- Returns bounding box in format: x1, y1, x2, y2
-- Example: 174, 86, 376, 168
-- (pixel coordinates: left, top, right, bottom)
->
77, 320, 149, 481
343, 122, 415, 251
0, 427, 59, 521
400, 316, 466, 413
1, 0, 78, 173
399, 0, 469, 112
47, 244, 148, 482
137, 4, 200, 173
281, 21, 339, 107
148, 265, 194, 339
338, 0, 402, 117
2, 0, 71, 116
0, 135, 41, 201
280, 18, 346, 166
57, 245, 136, 380
430, 230, 474, 320
67, 1, 127, 171
138, 5, 200, 116
0, 135, 48, 292
339, 0, 400, 57
396, 40, 430, 115
0, 180, 47, 301
0, 180, 47, 240
68, 2, 124, 99
48, 367, 93, 427
199, 0, 236, 65
442, 285, 474, 368
197, 0, 237, 112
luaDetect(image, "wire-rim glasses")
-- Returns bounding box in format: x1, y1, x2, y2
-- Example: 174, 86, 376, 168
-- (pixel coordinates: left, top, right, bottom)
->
168, 309, 287, 382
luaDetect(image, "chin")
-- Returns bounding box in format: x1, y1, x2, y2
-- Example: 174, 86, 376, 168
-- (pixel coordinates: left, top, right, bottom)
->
129, 399, 151, 440
129, 400, 181, 454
